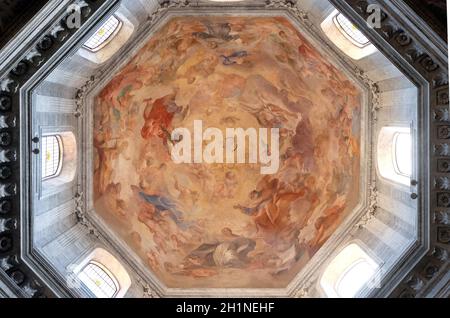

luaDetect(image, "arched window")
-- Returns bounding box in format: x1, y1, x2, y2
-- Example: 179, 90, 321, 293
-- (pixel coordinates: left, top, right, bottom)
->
377, 127, 412, 186
77, 261, 120, 298
41, 135, 63, 180
335, 259, 378, 298
72, 248, 131, 298
320, 243, 380, 298
78, 12, 134, 65
333, 13, 370, 48
39, 131, 77, 195
393, 132, 412, 177
321, 9, 377, 60
83, 15, 122, 52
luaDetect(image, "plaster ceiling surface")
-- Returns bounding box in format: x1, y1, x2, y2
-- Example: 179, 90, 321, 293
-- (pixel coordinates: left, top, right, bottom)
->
92, 16, 363, 288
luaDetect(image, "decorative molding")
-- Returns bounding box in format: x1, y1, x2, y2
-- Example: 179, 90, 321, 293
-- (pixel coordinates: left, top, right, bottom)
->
359, 77, 381, 121
75, 75, 97, 118
140, 281, 161, 299
435, 177, 450, 191
74, 190, 99, 238
0, 0, 115, 298
0, 0, 51, 48
265, 0, 310, 26
355, 183, 378, 229
435, 211, 449, 225
147, 0, 191, 24
292, 279, 315, 298
328, 0, 449, 298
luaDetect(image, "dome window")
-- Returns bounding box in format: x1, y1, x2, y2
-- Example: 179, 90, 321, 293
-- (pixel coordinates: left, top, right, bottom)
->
83, 15, 122, 52
377, 127, 413, 186
77, 261, 120, 298
321, 9, 377, 60
41, 135, 63, 180
320, 243, 380, 298
72, 248, 131, 298
333, 13, 370, 48
393, 132, 412, 177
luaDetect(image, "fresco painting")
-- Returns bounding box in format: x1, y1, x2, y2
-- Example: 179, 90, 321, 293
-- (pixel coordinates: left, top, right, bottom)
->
93, 17, 362, 288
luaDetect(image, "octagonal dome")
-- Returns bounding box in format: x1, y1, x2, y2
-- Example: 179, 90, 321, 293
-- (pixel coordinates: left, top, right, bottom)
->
92, 16, 363, 288
10, 0, 430, 299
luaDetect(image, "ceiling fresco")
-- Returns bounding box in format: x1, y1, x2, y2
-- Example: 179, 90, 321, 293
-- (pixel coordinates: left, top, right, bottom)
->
93, 16, 362, 288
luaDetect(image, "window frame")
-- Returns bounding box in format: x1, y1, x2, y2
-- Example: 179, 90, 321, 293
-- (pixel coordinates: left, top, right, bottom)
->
392, 132, 412, 178
335, 258, 378, 298
377, 126, 414, 187
333, 13, 371, 48
82, 15, 123, 53
320, 9, 377, 60
77, 260, 121, 298
319, 242, 381, 298
41, 134, 63, 181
